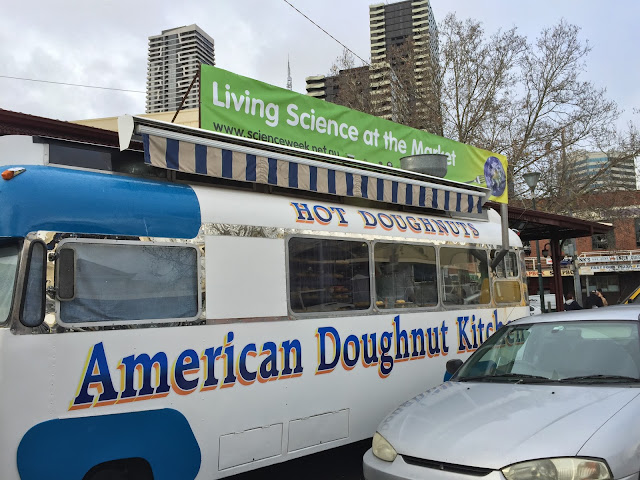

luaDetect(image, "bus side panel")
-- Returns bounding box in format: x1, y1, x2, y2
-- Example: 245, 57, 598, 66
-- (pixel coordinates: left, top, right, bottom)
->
206, 236, 288, 319
16, 409, 200, 480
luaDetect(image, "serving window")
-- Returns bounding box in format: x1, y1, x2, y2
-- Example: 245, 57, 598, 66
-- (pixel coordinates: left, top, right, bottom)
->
56, 240, 200, 325
440, 247, 490, 306
374, 243, 437, 309
492, 250, 522, 304
288, 237, 371, 313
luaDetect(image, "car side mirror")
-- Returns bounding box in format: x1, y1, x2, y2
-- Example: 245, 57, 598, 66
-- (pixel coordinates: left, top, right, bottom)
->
446, 359, 463, 376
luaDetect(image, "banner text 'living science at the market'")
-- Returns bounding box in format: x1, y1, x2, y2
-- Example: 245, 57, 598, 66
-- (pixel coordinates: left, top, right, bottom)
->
200, 65, 508, 203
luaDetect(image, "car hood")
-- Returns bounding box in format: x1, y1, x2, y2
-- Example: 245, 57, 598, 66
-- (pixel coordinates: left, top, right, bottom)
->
378, 382, 640, 470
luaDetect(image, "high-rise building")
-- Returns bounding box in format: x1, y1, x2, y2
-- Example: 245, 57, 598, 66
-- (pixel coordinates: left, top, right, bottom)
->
369, 0, 438, 66
305, 66, 370, 105
369, 0, 439, 129
568, 152, 637, 191
146, 24, 215, 114
305, 0, 440, 133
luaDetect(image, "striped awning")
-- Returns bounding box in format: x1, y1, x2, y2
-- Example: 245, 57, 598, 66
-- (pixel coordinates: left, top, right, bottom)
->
142, 133, 484, 215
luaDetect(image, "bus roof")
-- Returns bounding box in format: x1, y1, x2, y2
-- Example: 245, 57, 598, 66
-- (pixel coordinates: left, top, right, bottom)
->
0, 164, 201, 238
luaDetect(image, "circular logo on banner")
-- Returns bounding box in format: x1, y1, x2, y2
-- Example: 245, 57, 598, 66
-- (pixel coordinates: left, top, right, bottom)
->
484, 156, 506, 197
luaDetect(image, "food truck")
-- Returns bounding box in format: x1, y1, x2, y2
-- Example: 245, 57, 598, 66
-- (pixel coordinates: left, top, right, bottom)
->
0, 112, 528, 479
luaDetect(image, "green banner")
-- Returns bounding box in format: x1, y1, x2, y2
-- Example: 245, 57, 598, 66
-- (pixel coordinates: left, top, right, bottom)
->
200, 65, 508, 202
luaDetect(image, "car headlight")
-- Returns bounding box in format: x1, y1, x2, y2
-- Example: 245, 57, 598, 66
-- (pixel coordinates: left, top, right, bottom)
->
502, 458, 611, 480
372, 432, 397, 462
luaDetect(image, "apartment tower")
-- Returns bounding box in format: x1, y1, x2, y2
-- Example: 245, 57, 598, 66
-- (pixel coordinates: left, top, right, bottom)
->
568, 152, 637, 191
146, 24, 215, 114
369, 0, 439, 129
305, 1, 440, 132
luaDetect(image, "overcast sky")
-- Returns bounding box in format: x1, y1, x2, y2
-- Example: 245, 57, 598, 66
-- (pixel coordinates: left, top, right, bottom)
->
1, 0, 638, 127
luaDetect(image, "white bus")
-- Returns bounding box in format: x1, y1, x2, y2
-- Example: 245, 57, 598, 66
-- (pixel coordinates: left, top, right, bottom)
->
0, 117, 528, 480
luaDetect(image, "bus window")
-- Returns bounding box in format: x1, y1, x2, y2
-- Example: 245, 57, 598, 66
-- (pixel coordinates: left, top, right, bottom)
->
21, 241, 46, 327
492, 250, 522, 304
494, 251, 518, 278
374, 243, 437, 309
494, 281, 522, 304
288, 237, 370, 313
441, 247, 490, 306
0, 242, 19, 323
57, 241, 200, 324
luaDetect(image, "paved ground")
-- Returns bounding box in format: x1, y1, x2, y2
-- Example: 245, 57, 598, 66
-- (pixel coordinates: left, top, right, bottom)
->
228, 440, 370, 480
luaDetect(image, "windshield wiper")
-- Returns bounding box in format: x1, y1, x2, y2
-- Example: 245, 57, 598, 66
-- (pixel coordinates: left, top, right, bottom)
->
559, 375, 640, 383
458, 373, 550, 383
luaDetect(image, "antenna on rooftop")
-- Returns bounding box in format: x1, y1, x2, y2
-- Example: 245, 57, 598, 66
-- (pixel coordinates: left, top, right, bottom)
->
287, 56, 292, 91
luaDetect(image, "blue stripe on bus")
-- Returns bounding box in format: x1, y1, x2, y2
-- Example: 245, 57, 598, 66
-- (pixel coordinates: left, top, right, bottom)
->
17, 409, 201, 480
0, 165, 201, 239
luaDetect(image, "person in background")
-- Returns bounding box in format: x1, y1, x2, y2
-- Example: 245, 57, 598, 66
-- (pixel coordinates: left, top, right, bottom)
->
564, 292, 582, 310
596, 288, 608, 306
586, 289, 607, 308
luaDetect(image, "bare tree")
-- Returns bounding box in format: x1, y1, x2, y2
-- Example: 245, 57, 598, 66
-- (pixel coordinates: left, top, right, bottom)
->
327, 41, 443, 135
436, 17, 638, 211
384, 39, 443, 135
436, 14, 525, 149
507, 21, 621, 201
328, 49, 375, 116
324, 17, 639, 213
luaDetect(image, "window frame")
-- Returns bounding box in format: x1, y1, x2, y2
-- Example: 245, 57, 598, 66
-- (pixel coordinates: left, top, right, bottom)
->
439, 245, 491, 308
372, 240, 439, 312
54, 238, 202, 327
19, 239, 47, 327
285, 235, 521, 318
0, 239, 22, 326
492, 249, 523, 306
286, 235, 374, 317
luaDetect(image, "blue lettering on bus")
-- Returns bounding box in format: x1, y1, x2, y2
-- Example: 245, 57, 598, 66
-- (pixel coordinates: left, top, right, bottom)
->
289, 201, 480, 238
70, 313, 504, 410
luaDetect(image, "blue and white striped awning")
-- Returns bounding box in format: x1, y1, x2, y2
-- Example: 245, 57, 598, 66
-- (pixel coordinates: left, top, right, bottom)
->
140, 132, 485, 215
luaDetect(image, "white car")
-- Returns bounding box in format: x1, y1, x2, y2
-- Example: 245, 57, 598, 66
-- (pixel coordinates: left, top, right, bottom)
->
363, 306, 640, 480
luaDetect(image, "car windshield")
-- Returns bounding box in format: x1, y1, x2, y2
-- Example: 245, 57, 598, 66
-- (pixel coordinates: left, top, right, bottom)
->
454, 320, 640, 384
0, 242, 20, 323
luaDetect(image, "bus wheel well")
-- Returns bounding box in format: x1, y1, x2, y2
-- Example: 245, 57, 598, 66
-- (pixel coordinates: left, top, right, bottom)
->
82, 457, 153, 480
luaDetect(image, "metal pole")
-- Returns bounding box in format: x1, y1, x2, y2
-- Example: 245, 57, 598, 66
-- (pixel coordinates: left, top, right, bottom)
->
171, 69, 200, 124
532, 197, 546, 313
573, 255, 582, 307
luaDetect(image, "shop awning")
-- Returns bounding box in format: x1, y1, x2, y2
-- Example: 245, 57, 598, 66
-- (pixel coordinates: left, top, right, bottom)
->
118, 115, 489, 216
